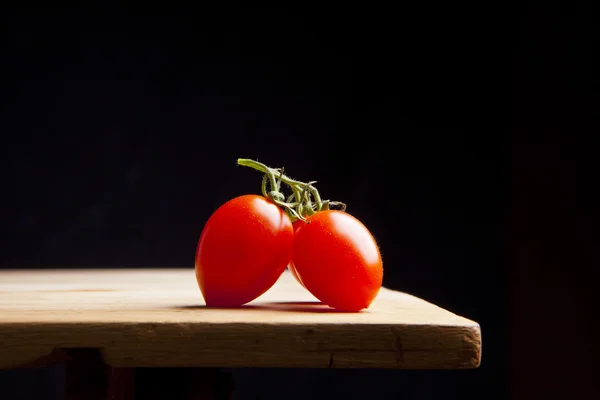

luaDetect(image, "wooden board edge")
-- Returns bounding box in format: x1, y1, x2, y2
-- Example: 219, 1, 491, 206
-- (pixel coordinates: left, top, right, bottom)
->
1, 322, 482, 370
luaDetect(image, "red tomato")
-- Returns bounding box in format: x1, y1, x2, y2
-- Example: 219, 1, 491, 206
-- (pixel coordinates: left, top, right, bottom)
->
292, 210, 383, 311
288, 221, 306, 288
288, 261, 305, 288
195, 194, 294, 307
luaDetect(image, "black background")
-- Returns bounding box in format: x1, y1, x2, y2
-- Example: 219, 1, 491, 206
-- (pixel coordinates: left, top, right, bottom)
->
1, 2, 597, 399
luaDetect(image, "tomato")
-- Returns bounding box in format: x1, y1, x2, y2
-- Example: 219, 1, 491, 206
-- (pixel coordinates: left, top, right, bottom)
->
195, 194, 294, 307
287, 221, 306, 288
288, 261, 305, 287
292, 210, 383, 311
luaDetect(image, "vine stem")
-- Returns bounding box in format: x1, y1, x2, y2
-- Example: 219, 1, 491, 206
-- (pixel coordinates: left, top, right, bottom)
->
238, 159, 306, 188
237, 158, 346, 222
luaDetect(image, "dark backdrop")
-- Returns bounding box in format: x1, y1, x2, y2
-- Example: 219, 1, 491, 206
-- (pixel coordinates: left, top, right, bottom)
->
1, 3, 597, 400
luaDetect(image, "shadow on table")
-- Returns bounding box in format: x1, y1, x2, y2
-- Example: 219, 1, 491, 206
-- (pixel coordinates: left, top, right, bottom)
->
171, 301, 361, 313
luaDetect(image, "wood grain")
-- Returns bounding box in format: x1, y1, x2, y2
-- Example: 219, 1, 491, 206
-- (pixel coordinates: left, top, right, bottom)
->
0, 269, 481, 370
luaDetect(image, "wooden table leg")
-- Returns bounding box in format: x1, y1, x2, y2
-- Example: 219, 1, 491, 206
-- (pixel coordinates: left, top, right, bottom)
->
63, 349, 233, 399
65, 349, 135, 400
134, 367, 234, 400
107, 368, 136, 400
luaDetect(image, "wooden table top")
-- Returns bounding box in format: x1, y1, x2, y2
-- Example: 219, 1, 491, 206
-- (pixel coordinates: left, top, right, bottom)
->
0, 268, 481, 370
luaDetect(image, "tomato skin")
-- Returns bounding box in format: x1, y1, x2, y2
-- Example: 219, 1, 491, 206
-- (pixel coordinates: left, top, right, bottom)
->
287, 221, 307, 288
292, 210, 383, 311
195, 194, 294, 307
288, 261, 305, 288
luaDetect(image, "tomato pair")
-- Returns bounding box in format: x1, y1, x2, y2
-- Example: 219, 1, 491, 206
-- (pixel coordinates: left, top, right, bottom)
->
195, 194, 383, 311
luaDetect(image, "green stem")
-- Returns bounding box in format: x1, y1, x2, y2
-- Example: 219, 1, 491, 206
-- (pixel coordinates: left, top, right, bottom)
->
237, 159, 306, 188
237, 158, 345, 221
261, 174, 268, 198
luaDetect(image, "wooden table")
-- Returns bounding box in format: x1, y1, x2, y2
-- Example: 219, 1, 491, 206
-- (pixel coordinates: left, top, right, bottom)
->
0, 269, 481, 399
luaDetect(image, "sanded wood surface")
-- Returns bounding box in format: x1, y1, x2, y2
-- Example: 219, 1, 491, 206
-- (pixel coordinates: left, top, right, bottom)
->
0, 269, 481, 370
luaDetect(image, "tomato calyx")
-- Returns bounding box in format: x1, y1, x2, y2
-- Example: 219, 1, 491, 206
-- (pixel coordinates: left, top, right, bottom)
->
237, 158, 346, 223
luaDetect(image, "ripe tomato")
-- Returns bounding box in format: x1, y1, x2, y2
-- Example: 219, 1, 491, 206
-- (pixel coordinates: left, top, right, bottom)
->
292, 210, 383, 311
287, 222, 306, 288
195, 194, 294, 307
288, 261, 305, 288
